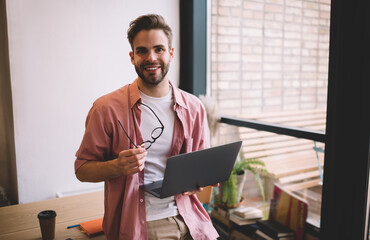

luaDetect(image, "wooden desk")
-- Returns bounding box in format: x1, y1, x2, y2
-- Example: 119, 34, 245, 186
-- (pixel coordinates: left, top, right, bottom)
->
0, 191, 105, 240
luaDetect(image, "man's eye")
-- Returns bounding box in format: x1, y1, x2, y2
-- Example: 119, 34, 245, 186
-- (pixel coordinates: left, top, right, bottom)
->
156, 48, 164, 53
136, 49, 146, 54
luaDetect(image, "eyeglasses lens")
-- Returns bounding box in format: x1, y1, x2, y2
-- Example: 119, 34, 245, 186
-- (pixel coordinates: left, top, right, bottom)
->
151, 127, 163, 139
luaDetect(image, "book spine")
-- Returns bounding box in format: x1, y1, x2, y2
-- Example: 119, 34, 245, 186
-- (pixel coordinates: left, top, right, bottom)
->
256, 222, 281, 238
211, 210, 231, 228
253, 229, 274, 240
256, 222, 293, 238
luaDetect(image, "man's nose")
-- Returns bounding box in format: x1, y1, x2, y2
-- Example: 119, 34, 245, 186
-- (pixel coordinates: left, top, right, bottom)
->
146, 50, 157, 62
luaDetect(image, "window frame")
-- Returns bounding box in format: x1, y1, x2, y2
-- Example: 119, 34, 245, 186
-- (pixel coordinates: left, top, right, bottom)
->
180, 0, 370, 239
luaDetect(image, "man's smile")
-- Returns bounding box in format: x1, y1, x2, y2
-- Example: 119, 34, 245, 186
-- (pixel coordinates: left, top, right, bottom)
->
144, 66, 161, 72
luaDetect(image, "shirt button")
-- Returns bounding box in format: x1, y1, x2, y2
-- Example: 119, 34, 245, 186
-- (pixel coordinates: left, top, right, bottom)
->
140, 198, 143, 203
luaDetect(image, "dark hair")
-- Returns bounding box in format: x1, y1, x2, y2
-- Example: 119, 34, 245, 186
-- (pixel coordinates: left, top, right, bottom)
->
127, 14, 173, 50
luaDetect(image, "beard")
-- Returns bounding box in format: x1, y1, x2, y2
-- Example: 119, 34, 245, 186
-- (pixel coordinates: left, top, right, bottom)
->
135, 61, 170, 86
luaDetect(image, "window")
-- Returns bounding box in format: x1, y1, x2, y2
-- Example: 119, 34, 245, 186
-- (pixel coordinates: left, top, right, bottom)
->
210, 0, 330, 226
211, 0, 330, 122
180, 0, 370, 238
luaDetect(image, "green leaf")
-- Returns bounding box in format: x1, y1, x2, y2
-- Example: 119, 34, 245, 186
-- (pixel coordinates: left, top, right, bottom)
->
218, 154, 270, 208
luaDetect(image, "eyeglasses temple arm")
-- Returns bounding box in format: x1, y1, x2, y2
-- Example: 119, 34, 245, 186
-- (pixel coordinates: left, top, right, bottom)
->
140, 102, 165, 128
118, 120, 138, 148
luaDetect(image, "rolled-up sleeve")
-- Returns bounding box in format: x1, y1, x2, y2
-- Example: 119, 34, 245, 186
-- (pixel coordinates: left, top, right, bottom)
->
75, 101, 113, 173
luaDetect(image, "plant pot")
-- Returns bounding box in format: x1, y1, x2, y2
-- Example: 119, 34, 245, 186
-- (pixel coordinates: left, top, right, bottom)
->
236, 172, 247, 201
217, 172, 247, 208
214, 196, 245, 209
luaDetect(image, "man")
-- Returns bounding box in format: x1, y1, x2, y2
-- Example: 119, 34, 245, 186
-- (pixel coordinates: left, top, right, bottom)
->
75, 14, 219, 240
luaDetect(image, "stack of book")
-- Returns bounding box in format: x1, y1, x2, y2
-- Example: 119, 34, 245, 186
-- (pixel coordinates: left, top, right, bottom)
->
229, 224, 258, 240
210, 205, 263, 239
210, 206, 232, 227
253, 219, 295, 240
233, 206, 264, 219
211, 205, 263, 226
230, 206, 263, 226
251, 184, 309, 240
268, 184, 308, 240
210, 206, 233, 239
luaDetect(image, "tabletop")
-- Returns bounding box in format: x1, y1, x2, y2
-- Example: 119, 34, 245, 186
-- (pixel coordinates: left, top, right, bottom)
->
0, 191, 105, 240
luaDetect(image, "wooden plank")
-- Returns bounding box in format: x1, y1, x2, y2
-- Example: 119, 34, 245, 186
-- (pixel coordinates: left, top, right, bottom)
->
258, 114, 326, 124
239, 109, 326, 120
242, 143, 317, 159
266, 159, 319, 169
279, 170, 322, 184
0, 191, 104, 236
263, 155, 323, 178
239, 127, 326, 141
284, 179, 322, 192
240, 135, 326, 150
240, 134, 295, 146
245, 147, 324, 178
236, 109, 326, 192
269, 164, 323, 179
238, 109, 326, 128
242, 138, 316, 153
261, 151, 324, 164
0, 215, 105, 240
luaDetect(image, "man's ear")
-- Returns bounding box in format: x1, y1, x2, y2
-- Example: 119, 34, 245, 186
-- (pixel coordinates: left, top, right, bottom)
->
129, 51, 134, 64
169, 48, 174, 62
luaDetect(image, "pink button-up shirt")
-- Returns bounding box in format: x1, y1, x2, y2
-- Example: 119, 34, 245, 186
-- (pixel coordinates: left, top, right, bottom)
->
75, 79, 219, 240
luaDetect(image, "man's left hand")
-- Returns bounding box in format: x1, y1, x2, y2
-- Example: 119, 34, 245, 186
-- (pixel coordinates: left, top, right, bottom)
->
181, 183, 220, 196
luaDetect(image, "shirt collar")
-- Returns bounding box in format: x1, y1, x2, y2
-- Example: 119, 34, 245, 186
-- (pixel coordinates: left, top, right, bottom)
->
170, 81, 188, 109
128, 79, 188, 110
128, 79, 141, 109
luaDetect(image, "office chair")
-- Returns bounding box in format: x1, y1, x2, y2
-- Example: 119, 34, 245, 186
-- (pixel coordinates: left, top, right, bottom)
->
196, 186, 213, 213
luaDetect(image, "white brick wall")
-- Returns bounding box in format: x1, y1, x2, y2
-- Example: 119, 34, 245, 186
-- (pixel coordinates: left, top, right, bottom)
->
211, 0, 330, 116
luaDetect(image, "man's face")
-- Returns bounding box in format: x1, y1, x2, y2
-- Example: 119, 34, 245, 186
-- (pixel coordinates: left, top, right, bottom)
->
130, 29, 174, 86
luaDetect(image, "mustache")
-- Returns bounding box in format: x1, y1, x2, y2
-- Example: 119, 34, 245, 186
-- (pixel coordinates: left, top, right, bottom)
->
142, 61, 161, 65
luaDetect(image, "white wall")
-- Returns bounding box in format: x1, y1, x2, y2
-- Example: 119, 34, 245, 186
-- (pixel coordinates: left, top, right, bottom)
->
6, 0, 180, 203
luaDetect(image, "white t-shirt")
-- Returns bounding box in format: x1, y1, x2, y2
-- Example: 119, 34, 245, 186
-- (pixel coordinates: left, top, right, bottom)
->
139, 88, 178, 222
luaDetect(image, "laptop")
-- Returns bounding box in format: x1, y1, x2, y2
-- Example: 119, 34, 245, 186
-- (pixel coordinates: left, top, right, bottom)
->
140, 140, 243, 199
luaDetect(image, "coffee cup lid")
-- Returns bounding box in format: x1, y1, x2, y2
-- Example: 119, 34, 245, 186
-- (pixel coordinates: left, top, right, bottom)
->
38, 210, 56, 219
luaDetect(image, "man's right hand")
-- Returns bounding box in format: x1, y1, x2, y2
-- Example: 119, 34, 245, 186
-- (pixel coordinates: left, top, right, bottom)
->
76, 147, 147, 182
116, 147, 147, 176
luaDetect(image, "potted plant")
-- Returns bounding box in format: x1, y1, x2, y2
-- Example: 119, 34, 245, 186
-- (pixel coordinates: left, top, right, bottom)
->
216, 155, 269, 209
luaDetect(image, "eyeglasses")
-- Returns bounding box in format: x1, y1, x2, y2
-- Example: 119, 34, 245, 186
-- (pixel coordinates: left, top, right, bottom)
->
118, 102, 164, 150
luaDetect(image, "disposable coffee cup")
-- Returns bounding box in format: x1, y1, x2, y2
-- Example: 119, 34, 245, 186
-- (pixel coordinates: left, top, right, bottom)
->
38, 210, 56, 240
